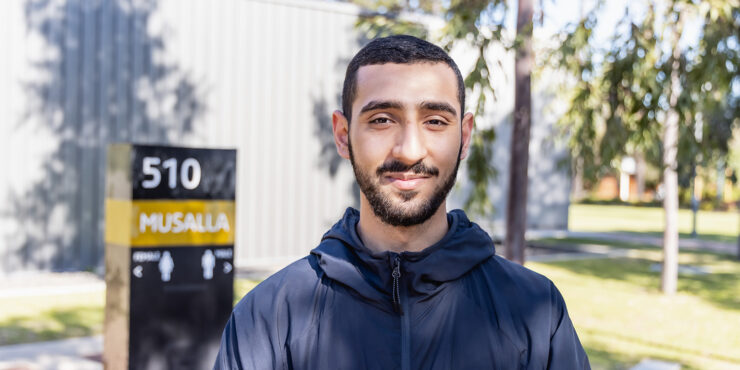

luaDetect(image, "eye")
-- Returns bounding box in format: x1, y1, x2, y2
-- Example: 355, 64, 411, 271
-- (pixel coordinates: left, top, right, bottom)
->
426, 119, 448, 126
369, 117, 393, 125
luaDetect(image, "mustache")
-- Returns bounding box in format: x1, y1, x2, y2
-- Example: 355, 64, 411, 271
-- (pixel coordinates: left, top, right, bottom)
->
376, 160, 439, 177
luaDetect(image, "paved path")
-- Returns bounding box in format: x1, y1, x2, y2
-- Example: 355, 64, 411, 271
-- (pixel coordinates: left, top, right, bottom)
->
0, 271, 104, 299
526, 241, 632, 263
527, 230, 738, 255
0, 336, 102, 370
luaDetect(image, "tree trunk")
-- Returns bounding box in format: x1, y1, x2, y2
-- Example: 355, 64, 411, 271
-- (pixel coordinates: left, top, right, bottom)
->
505, 0, 533, 265
636, 152, 646, 201
661, 19, 682, 295
737, 206, 740, 260
571, 157, 586, 202
716, 159, 725, 202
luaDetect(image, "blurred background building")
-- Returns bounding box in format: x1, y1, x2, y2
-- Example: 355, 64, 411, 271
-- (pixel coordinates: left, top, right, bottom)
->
0, 0, 570, 274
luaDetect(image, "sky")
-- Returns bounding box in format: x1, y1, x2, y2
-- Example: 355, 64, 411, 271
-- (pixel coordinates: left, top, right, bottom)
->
536, 0, 704, 52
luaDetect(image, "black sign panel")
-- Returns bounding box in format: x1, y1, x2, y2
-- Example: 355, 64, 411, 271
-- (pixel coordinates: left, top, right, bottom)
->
131, 145, 236, 200
128, 246, 234, 369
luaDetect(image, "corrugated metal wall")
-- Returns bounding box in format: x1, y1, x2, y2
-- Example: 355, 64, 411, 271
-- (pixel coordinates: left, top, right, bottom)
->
1, 0, 362, 272
0, 0, 570, 273
153, 0, 365, 269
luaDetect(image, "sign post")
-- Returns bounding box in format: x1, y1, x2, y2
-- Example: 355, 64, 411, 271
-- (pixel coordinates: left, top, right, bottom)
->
104, 144, 236, 370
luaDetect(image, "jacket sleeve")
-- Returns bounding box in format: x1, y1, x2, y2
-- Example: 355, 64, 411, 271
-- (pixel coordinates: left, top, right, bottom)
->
547, 282, 591, 370
212, 292, 288, 370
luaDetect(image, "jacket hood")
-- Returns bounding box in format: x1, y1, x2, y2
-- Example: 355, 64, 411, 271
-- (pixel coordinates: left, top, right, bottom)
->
310, 207, 495, 305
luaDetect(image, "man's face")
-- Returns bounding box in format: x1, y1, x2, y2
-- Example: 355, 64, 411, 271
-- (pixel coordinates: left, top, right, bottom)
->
334, 62, 473, 227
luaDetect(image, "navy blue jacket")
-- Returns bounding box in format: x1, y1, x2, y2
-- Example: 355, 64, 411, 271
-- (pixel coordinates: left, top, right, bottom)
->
214, 208, 590, 369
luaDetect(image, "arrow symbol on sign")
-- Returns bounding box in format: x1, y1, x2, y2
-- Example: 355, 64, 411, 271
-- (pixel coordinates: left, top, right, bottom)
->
223, 261, 232, 274
133, 265, 143, 278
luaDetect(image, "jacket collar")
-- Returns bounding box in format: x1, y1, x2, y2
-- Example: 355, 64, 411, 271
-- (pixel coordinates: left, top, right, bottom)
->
310, 208, 495, 302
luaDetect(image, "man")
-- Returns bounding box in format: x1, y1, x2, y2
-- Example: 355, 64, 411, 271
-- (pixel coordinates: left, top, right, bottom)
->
214, 35, 590, 369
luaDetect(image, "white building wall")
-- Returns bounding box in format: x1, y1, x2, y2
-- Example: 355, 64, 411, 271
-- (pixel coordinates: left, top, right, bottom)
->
0, 0, 569, 273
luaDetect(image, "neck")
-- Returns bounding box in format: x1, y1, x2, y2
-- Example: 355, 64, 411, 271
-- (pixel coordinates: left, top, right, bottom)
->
356, 196, 449, 253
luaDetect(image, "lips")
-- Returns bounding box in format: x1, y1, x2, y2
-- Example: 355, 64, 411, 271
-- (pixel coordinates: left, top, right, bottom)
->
384, 172, 430, 190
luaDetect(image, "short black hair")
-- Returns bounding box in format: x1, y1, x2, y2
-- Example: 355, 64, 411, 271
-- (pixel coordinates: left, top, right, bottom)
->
341, 35, 465, 123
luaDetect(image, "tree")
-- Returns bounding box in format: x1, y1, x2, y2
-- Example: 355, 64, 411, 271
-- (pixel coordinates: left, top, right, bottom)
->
662, 10, 682, 294
551, 0, 739, 294
505, 0, 534, 264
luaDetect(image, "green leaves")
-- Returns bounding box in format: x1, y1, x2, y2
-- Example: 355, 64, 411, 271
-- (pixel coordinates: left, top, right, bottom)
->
553, 0, 739, 186
464, 126, 497, 216
350, 0, 739, 214
355, 12, 429, 39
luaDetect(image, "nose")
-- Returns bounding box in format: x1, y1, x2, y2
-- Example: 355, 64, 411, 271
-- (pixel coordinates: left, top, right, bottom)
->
392, 123, 428, 165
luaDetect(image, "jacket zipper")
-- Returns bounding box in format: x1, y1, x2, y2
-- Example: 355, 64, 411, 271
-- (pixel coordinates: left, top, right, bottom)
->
391, 255, 403, 314
392, 255, 411, 370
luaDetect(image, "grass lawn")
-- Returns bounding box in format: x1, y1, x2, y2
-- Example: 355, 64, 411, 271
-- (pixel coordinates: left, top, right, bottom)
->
527, 248, 740, 369
0, 279, 262, 346
0, 292, 104, 345
570, 203, 740, 244
1, 251, 738, 370
234, 278, 260, 305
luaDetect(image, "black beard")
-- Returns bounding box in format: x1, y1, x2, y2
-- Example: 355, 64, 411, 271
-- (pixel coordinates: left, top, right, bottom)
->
348, 139, 461, 227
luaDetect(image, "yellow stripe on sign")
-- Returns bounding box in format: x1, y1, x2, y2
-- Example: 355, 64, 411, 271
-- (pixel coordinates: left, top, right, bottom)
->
105, 199, 235, 247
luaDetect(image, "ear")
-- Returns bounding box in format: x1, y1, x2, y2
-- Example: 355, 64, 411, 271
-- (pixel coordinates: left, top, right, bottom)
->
332, 110, 351, 159
459, 112, 475, 160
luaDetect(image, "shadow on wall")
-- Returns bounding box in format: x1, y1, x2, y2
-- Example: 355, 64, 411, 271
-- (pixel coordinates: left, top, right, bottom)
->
312, 33, 372, 210
312, 90, 360, 209
3, 0, 205, 272
312, 92, 345, 180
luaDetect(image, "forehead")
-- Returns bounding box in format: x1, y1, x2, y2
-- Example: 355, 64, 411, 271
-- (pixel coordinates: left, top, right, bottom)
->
353, 63, 460, 113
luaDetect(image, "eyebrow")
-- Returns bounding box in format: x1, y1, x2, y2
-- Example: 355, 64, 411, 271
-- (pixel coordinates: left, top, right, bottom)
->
359, 100, 404, 115
419, 101, 457, 117
359, 100, 458, 117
